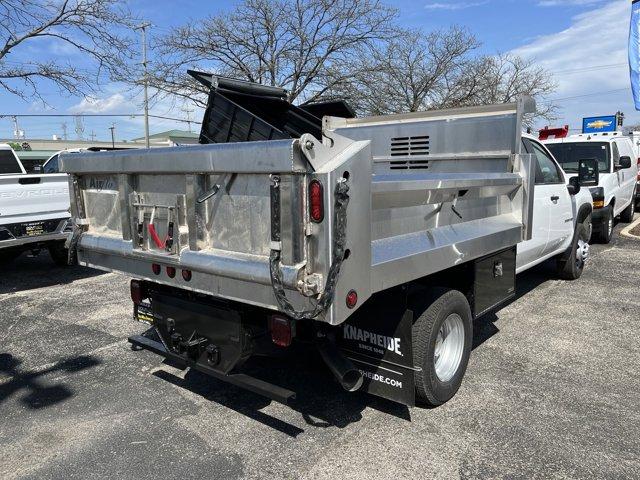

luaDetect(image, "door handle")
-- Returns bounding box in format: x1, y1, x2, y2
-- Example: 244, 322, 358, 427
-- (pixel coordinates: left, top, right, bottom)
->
551, 195, 560, 202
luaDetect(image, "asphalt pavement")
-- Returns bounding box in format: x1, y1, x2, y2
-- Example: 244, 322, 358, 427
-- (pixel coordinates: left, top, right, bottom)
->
1, 220, 639, 479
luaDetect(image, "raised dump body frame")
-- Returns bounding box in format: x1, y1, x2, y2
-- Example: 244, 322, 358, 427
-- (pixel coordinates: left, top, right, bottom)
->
61, 99, 535, 327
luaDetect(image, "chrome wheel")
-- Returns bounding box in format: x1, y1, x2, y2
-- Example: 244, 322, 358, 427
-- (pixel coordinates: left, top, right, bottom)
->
434, 314, 465, 382
576, 238, 589, 267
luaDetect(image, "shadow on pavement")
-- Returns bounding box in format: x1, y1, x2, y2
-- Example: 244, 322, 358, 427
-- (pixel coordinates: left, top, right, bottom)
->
152, 351, 411, 437
144, 261, 556, 437
0, 252, 104, 295
473, 259, 554, 350
0, 353, 101, 409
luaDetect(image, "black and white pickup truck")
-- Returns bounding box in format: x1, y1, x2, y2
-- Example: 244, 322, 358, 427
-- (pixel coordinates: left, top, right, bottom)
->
0, 143, 73, 265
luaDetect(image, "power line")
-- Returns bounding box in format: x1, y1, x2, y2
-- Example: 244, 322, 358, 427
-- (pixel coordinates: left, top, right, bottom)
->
541, 88, 629, 104
0, 113, 200, 124
552, 62, 627, 75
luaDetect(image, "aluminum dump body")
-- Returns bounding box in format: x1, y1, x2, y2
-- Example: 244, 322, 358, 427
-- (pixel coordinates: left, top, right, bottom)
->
60, 97, 535, 326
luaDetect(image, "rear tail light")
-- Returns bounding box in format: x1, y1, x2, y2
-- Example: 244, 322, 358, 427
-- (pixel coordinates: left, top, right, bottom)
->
269, 315, 295, 347
309, 180, 324, 223
166, 266, 176, 278
130, 280, 145, 305
181, 269, 192, 281
346, 290, 358, 309
151, 263, 161, 275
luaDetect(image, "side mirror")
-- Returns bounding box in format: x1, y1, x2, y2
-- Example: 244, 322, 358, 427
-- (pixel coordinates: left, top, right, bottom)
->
567, 176, 581, 195
578, 158, 599, 186
617, 156, 632, 170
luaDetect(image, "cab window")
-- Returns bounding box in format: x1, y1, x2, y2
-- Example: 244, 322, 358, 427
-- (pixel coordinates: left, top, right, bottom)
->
523, 138, 563, 185
0, 149, 23, 174
43, 154, 59, 173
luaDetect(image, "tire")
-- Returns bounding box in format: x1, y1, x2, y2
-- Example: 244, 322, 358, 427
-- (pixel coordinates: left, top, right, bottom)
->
48, 241, 75, 267
411, 288, 473, 406
0, 248, 21, 264
620, 196, 635, 224
557, 217, 590, 280
595, 207, 614, 244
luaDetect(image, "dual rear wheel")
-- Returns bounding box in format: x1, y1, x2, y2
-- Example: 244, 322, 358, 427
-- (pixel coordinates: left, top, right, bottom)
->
412, 289, 473, 406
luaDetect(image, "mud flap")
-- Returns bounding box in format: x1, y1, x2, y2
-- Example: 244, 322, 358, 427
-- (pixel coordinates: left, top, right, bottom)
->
337, 291, 416, 406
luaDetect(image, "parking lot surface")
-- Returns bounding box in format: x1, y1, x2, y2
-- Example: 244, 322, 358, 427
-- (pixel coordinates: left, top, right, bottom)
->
1, 223, 639, 480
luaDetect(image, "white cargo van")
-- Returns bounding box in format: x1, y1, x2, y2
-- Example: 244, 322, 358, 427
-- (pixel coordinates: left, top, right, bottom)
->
544, 132, 638, 243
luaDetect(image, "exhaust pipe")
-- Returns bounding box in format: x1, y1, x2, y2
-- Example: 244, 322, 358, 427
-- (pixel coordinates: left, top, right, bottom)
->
317, 339, 363, 392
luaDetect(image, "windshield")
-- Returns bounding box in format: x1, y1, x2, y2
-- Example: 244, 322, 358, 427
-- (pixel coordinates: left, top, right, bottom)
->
546, 142, 610, 174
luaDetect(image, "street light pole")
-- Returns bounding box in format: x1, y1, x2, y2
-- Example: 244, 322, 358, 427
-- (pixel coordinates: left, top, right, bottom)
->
109, 124, 115, 148
136, 22, 152, 149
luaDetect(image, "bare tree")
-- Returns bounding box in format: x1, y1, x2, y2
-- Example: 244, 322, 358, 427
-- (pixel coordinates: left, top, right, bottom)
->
147, 0, 397, 106
324, 26, 480, 115
441, 53, 557, 122
326, 29, 556, 123
0, 0, 136, 102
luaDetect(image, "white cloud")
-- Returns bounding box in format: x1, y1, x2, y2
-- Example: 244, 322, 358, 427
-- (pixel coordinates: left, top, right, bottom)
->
66, 87, 204, 141
537, 0, 601, 6
68, 93, 128, 114
424, 1, 488, 10
513, 0, 638, 128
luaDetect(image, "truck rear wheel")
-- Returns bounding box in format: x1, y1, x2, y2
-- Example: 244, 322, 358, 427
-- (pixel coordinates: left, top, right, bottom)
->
620, 195, 635, 224
557, 219, 590, 280
411, 288, 473, 406
594, 207, 614, 244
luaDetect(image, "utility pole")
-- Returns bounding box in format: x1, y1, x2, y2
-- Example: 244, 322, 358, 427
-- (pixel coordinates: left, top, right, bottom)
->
182, 105, 194, 133
61, 122, 68, 140
135, 22, 152, 148
11, 115, 24, 139
109, 124, 115, 148
90, 130, 96, 142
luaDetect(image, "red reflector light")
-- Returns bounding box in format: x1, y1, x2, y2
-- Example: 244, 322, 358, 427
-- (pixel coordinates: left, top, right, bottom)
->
130, 280, 144, 305
152, 263, 161, 275
346, 290, 358, 309
269, 315, 294, 347
166, 266, 176, 278
309, 180, 324, 223
181, 269, 192, 281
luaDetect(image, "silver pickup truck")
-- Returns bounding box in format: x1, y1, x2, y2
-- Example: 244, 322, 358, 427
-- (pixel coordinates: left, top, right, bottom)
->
0, 144, 72, 265
59, 74, 592, 407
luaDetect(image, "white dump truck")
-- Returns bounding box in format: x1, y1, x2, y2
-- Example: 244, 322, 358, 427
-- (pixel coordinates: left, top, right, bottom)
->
59, 73, 593, 407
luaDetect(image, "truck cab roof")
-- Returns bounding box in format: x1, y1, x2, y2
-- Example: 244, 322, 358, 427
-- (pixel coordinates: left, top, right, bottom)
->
544, 132, 629, 145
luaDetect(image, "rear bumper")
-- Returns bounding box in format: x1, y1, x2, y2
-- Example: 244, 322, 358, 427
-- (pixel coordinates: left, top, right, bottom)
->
0, 231, 70, 249
0, 217, 71, 250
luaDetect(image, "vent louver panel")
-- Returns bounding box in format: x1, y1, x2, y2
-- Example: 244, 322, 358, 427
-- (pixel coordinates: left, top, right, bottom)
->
390, 135, 430, 157
388, 135, 430, 170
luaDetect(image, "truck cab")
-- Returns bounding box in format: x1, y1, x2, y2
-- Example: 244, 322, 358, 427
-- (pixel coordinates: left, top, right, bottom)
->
544, 133, 638, 243
517, 135, 593, 278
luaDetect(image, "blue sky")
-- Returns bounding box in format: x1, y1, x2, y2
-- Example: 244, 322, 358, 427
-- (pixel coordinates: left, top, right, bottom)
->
0, 0, 635, 141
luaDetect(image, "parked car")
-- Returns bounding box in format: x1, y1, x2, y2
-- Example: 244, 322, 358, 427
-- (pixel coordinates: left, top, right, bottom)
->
544, 132, 638, 243
0, 143, 73, 265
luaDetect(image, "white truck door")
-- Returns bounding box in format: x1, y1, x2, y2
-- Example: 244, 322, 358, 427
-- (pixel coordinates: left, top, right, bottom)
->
614, 139, 637, 206
528, 140, 574, 255
517, 140, 550, 270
